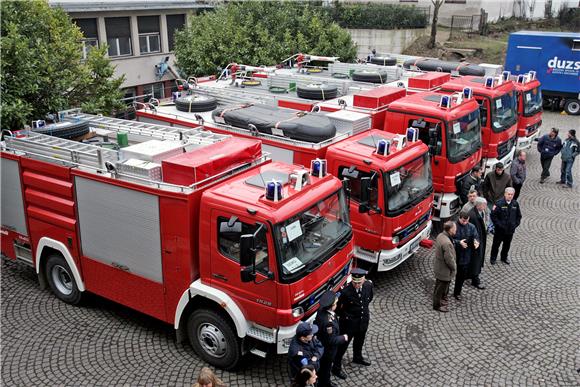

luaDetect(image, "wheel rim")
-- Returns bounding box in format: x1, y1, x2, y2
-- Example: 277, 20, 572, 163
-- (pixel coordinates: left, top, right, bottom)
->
51, 265, 73, 296
197, 323, 227, 358
567, 102, 579, 114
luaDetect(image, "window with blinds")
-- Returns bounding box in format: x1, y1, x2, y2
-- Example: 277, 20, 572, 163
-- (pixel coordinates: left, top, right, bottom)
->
166, 14, 185, 51
138, 16, 161, 54
105, 17, 132, 57
74, 18, 99, 59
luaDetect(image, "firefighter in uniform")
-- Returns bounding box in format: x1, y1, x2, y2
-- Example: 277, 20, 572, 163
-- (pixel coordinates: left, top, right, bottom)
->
314, 290, 348, 387
333, 268, 373, 379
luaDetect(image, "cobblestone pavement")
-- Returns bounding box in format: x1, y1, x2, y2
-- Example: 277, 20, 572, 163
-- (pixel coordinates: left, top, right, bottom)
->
2, 112, 579, 386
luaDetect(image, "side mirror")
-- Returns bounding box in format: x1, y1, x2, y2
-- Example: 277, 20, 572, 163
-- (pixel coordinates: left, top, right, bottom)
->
241, 266, 256, 283
239, 234, 255, 268
342, 178, 351, 204
358, 177, 371, 213
428, 127, 438, 155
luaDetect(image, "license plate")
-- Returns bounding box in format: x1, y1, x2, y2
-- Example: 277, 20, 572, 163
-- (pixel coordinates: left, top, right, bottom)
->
410, 239, 420, 252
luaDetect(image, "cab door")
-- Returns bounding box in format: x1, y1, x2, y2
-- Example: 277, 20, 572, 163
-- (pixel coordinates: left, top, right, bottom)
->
210, 210, 278, 328
337, 164, 384, 252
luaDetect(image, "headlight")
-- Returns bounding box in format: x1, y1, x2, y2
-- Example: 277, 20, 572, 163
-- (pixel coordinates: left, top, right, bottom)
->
392, 236, 400, 245
292, 307, 304, 318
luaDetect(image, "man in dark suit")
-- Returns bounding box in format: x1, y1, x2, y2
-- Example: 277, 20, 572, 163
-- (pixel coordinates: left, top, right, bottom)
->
490, 187, 522, 264
468, 197, 488, 289
314, 290, 348, 387
333, 268, 374, 379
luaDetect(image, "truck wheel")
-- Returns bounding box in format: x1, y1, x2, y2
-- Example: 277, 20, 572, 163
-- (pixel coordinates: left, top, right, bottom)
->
564, 99, 580, 115
45, 254, 83, 305
187, 309, 241, 370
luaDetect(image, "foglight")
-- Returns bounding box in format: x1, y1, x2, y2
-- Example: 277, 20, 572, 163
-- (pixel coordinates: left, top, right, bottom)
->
392, 236, 400, 245
292, 307, 304, 318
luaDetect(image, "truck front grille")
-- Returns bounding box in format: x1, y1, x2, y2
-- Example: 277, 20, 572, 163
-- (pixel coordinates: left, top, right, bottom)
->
497, 136, 516, 160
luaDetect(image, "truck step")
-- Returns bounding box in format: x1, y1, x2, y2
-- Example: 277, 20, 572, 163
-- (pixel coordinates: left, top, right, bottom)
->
14, 243, 33, 267
249, 348, 267, 358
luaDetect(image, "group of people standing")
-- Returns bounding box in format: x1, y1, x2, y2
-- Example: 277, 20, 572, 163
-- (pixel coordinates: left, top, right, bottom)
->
288, 269, 373, 387
433, 127, 577, 312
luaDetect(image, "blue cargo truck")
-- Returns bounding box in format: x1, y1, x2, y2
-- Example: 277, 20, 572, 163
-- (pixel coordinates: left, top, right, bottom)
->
505, 31, 580, 115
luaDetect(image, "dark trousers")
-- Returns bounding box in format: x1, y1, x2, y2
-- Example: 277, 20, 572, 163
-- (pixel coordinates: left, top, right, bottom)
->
490, 231, 514, 262
470, 248, 484, 285
334, 328, 368, 369
453, 264, 470, 296
540, 156, 554, 179
318, 347, 337, 387
513, 182, 523, 201
433, 279, 450, 309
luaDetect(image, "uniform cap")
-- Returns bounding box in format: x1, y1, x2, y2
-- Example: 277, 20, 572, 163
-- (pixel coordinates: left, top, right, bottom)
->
319, 290, 337, 309
351, 268, 368, 283
296, 322, 318, 337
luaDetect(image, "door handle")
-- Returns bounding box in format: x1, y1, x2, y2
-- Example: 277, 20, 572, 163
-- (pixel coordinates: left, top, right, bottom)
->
212, 273, 228, 281
111, 262, 130, 271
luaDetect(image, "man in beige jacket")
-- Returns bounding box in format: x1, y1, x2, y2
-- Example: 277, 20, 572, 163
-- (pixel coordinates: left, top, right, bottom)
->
432, 221, 458, 313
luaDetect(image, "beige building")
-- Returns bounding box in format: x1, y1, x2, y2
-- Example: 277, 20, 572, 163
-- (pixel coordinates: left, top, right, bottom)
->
49, 0, 209, 101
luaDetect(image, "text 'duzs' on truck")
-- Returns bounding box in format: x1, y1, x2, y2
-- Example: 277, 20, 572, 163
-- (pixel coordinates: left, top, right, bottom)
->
135, 80, 433, 273
384, 89, 483, 223
440, 74, 518, 174
0, 112, 354, 370
505, 31, 580, 116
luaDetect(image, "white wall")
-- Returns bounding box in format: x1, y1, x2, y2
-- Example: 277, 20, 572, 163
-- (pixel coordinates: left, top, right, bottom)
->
348, 28, 426, 57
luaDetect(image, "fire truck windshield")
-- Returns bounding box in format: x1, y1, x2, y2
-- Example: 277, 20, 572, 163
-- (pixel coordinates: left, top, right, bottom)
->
275, 189, 351, 283
446, 108, 482, 163
523, 87, 543, 116
491, 91, 517, 132
384, 153, 433, 216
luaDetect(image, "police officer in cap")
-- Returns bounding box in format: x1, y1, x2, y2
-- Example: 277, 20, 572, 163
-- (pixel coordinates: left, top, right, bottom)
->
333, 267, 373, 377
314, 290, 347, 387
287, 321, 324, 379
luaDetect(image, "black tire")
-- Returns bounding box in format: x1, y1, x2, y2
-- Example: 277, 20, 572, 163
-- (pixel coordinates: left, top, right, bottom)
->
351, 69, 389, 84
370, 56, 396, 66
296, 84, 338, 100
175, 94, 218, 112
187, 309, 242, 370
564, 99, 580, 115
402, 58, 485, 76
32, 120, 90, 139
45, 254, 83, 305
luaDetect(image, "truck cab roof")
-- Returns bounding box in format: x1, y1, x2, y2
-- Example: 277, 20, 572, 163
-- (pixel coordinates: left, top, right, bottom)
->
511, 31, 580, 38
205, 161, 342, 224
441, 76, 515, 98
326, 129, 427, 172
387, 90, 480, 122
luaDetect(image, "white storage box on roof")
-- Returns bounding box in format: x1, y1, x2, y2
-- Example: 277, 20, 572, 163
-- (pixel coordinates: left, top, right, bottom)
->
121, 140, 184, 163
326, 110, 371, 135
116, 158, 162, 181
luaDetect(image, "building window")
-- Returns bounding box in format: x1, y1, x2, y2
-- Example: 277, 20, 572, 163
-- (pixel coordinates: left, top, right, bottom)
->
74, 18, 99, 59
105, 17, 132, 57
138, 16, 161, 54
143, 82, 165, 100
167, 14, 186, 51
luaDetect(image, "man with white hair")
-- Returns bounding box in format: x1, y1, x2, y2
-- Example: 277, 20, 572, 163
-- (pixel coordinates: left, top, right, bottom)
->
468, 197, 488, 288
489, 187, 522, 265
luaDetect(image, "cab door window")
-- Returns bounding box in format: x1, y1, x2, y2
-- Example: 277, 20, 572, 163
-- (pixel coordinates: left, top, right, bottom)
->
217, 217, 269, 273
408, 118, 442, 155
338, 166, 378, 204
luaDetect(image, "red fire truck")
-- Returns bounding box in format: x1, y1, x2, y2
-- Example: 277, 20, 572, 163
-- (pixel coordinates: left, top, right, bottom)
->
1, 112, 354, 369
385, 89, 483, 222
136, 82, 433, 272
512, 72, 543, 150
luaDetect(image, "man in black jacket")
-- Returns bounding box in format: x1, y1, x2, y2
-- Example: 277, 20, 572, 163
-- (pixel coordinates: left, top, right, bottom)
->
288, 322, 324, 379
468, 197, 488, 289
459, 166, 483, 205
333, 268, 374, 379
315, 290, 348, 387
490, 187, 522, 265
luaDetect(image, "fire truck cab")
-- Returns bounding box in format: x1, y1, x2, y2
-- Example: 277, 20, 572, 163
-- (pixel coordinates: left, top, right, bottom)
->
385, 90, 483, 222
440, 74, 518, 174
513, 72, 543, 150
1, 112, 354, 370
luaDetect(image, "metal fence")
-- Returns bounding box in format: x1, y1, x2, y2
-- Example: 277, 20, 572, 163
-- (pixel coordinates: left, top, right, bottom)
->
449, 10, 488, 39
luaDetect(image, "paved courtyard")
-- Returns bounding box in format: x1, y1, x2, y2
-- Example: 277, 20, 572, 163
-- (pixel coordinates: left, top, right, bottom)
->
1, 112, 579, 386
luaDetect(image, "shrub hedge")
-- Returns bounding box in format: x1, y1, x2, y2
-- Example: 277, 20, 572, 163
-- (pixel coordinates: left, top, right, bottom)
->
325, 3, 428, 30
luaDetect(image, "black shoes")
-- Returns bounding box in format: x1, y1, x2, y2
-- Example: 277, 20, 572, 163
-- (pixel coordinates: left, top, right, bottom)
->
353, 357, 371, 366
475, 283, 486, 290
490, 259, 497, 265
501, 258, 511, 265
332, 369, 348, 380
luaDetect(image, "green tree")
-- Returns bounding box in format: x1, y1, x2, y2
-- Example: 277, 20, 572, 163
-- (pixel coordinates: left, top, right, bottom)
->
1, 0, 125, 130
174, 1, 357, 77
